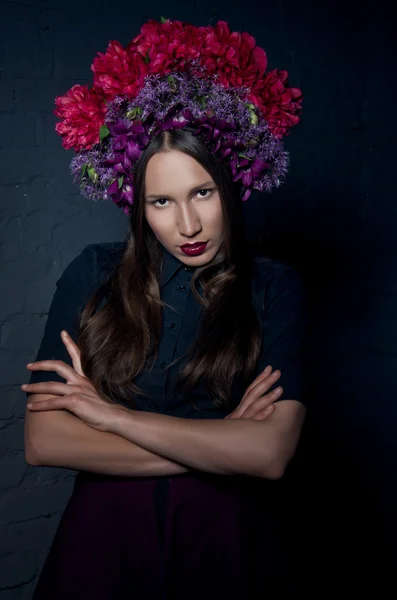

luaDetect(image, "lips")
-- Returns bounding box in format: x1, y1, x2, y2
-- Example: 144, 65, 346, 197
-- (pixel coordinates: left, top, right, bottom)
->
180, 241, 207, 249
180, 241, 208, 256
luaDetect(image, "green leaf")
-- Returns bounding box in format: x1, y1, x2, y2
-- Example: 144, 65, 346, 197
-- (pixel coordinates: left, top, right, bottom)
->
126, 107, 142, 119
248, 110, 259, 126
87, 167, 98, 183
99, 125, 110, 141
81, 164, 88, 177
160, 16, 168, 23
118, 175, 124, 189
248, 137, 260, 147
167, 74, 177, 91
144, 49, 150, 64
238, 153, 252, 160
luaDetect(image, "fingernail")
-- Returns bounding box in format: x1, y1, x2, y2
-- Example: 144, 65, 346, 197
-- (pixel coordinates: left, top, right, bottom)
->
26, 363, 33, 367
263, 365, 271, 373
274, 387, 282, 394
21, 384, 28, 389
61, 330, 68, 338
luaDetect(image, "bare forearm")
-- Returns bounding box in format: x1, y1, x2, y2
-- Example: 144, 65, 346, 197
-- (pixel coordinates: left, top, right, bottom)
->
24, 409, 190, 477
111, 409, 282, 479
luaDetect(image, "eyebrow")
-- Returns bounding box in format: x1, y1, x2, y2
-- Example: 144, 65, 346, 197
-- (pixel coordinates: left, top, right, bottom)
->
145, 181, 215, 201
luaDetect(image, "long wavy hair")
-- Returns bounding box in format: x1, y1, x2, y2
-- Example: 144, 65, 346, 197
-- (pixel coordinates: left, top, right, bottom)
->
76, 128, 263, 409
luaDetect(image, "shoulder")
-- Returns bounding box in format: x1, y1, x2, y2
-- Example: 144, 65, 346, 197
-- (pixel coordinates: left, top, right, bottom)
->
59, 241, 126, 287
251, 255, 306, 301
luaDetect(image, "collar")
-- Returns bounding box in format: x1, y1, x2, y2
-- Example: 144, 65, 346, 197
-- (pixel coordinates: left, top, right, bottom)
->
111, 241, 192, 288
160, 246, 194, 287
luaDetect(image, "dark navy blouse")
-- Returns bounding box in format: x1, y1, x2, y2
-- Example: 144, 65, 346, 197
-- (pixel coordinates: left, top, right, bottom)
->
26, 241, 308, 417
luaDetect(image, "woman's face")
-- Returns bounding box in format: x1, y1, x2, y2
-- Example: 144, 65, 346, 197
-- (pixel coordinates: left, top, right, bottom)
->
143, 150, 225, 266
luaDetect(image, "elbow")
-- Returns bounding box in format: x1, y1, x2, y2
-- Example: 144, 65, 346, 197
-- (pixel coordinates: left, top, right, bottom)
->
259, 449, 290, 480
260, 428, 303, 480
24, 446, 40, 466
250, 456, 285, 480
24, 435, 43, 466
262, 460, 286, 480
24, 434, 42, 465
24, 415, 44, 466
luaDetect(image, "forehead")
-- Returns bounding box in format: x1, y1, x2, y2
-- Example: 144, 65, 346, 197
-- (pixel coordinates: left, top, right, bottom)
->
145, 150, 213, 195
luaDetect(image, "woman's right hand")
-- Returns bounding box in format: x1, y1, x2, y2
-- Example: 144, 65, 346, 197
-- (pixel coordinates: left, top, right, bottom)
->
224, 366, 283, 421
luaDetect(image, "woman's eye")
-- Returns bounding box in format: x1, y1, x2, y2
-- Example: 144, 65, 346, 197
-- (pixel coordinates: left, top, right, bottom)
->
153, 198, 169, 207
151, 190, 213, 207
197, 189, 213, 198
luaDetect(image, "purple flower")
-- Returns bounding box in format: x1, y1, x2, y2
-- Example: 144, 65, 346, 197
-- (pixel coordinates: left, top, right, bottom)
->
70, 71, 289, 211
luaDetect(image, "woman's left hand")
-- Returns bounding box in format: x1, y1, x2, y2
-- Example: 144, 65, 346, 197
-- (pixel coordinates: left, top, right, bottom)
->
22, 330, 124, 433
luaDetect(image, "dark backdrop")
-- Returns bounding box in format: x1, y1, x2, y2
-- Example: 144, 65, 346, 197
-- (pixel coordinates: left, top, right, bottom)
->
0, 0, 396, 597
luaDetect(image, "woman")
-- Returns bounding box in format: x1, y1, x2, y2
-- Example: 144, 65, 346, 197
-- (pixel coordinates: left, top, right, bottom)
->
23, 18, 307, 599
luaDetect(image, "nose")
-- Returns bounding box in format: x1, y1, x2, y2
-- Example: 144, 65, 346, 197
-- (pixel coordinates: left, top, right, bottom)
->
177, 204, 203, 238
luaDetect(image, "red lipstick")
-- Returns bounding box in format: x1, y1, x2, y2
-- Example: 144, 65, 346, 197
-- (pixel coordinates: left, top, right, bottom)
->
180, 242, 208, 256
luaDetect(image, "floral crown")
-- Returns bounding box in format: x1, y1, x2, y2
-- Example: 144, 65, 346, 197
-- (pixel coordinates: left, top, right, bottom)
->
54, 18, 303, 215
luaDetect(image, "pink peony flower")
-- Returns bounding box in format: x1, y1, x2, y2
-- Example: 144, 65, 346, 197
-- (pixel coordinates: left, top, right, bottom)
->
54, 18, 303, 161
200, 21, 267, 89
54, 84, 106, 152
249, 68, 303, 138
130, 19, 205, 75
91, 40, 149, 102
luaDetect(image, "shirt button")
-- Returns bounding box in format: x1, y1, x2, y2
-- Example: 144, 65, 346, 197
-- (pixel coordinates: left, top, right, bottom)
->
160, 362, 167, 369
170, 322, 176, 329
184, 266, 192, 271
178, 284, 186, 291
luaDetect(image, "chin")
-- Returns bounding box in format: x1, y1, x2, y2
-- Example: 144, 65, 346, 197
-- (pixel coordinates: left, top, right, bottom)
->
181, 255, 211, 266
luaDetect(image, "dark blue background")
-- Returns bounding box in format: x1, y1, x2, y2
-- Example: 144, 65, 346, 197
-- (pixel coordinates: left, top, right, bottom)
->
0, 0, 395, 597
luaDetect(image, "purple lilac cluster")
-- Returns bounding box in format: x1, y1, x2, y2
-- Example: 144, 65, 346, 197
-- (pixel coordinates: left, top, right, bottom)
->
70, 72, 289, 215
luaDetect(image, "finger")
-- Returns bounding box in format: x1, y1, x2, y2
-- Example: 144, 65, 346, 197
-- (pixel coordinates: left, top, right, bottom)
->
61, 331, 85, 377
27, 395, 73, 411
242, 365, 273, 397
252, 404, 276, 421
26, 359, 83, 386
226, 398, 278, 421
233, 370, 282, 418
240, 369, 281, 406
22, 381, 86, 397
240, 387, 283, 419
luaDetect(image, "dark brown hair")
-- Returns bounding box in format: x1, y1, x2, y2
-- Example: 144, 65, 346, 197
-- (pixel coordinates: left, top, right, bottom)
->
76, 128, 263, 409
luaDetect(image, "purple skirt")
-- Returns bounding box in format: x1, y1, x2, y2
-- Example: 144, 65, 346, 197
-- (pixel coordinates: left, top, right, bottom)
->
32, 470, 287, 599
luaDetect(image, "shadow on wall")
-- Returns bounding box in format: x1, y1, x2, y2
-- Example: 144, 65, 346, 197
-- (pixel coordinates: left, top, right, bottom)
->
244, 184, 396, 595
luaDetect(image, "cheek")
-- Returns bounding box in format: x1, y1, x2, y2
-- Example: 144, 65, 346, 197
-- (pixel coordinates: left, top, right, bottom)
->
145, 210, 172, 238
203, 203, 224, 231
145, 208, 160, 230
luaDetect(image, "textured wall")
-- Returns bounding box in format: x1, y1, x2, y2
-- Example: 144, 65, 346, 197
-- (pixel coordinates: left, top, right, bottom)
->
0, 0, 396, 597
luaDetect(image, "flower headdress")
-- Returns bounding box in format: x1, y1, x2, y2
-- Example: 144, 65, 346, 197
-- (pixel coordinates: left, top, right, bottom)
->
54, 18, 303, 215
